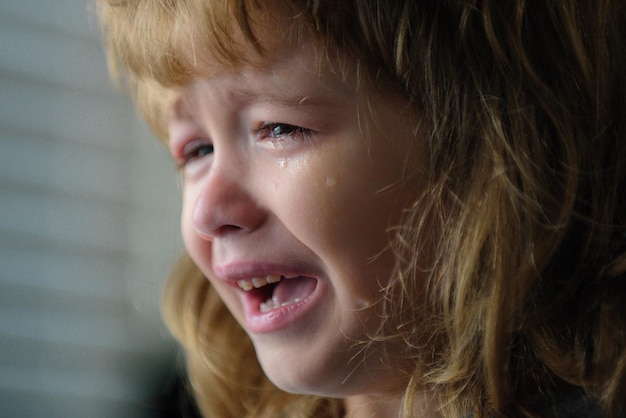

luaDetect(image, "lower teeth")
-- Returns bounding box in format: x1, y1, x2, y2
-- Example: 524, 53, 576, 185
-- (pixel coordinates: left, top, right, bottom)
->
260, 296, 302, 313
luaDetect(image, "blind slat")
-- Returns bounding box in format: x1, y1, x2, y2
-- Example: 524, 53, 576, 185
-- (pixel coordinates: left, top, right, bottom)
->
0, 2, 182, 417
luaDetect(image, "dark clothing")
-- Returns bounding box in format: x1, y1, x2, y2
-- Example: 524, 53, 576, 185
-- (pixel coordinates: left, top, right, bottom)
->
531, 391, 604, 418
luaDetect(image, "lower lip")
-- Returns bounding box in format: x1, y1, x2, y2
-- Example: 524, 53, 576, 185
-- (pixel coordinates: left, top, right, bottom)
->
241, 279, 323, 334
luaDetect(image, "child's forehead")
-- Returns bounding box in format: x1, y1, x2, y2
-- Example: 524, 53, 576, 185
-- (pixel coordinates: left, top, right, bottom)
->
170, 46, 359, 117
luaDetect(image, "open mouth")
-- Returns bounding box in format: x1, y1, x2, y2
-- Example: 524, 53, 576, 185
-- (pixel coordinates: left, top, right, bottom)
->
237, 274, 317, 313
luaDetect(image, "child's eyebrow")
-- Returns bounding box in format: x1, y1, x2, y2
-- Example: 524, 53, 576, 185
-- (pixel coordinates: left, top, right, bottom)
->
167, 88, 345, 125
170, 74, 352, 120
230, 88, 345, 109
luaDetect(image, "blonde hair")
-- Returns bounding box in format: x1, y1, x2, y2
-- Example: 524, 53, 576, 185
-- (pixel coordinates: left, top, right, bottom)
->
98, 1, 626, 416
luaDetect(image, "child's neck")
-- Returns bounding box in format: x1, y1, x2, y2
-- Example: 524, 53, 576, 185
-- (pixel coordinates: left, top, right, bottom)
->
344, 394, 401, 418
344, 390, 441, 418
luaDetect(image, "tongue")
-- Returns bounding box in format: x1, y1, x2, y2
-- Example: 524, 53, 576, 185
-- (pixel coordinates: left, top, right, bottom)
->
273, 276, 317, 304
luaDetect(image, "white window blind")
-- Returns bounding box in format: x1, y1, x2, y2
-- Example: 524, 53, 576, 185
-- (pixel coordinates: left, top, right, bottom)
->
0, 1, 184, 416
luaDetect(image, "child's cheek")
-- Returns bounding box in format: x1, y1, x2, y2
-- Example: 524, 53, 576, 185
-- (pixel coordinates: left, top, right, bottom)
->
274, 143, 400, 265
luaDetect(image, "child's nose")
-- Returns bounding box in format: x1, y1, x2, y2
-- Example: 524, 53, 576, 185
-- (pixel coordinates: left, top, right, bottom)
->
191, 168, 266, 239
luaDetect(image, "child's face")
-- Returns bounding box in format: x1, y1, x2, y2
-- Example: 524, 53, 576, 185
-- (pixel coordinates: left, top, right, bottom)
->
168, 38, 428, 397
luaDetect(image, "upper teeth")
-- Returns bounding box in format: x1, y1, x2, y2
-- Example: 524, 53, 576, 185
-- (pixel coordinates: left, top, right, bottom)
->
237, 274, 282, 291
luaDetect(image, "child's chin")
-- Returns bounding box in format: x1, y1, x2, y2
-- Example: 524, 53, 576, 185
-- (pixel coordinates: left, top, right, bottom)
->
259, 361, 337, 397
259, 361, 364, 399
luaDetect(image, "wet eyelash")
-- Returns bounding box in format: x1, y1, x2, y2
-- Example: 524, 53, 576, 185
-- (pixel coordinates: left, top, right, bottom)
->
176, 141, 214, 169
256, 122, 313, 141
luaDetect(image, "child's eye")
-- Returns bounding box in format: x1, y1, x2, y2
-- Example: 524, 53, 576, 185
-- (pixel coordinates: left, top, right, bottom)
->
256, 122, 312, 141
178, 140, 214, 168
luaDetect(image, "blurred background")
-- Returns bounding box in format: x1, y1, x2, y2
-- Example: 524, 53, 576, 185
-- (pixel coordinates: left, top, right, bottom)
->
0, 1, 185, 416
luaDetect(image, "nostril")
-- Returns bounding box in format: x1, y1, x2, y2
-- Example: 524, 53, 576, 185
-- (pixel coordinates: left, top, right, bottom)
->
213, 224, 244, 237
194, 223, 242, 240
